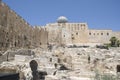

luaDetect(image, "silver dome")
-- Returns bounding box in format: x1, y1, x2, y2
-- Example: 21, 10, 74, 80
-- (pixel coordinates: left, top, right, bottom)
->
57, 16, 68, 23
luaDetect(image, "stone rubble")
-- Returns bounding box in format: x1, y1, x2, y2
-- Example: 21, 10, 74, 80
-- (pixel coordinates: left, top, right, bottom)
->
0, 47, 120, 80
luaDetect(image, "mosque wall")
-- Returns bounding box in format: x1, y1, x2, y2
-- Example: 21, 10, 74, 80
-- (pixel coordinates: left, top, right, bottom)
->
45, 22, 120, 46
88, 29, 112, 44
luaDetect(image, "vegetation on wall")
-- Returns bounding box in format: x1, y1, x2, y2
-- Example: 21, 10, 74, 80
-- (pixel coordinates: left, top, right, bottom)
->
110, 37, 120, 47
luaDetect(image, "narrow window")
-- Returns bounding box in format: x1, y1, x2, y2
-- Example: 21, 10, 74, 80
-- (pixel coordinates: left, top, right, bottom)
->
107, 33, 109, 35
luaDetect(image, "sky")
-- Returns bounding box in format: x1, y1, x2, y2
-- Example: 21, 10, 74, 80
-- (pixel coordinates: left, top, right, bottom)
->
3, 0, 120, 31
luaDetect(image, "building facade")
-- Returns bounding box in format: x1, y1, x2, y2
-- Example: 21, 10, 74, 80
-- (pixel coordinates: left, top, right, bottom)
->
44, 16, 120, 46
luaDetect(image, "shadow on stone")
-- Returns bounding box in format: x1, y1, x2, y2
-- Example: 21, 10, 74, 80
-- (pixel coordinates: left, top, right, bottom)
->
59, 64, 69, 70
30, 60, 47, 80
30, 60, 38, 72
38, 71, 47, 79
117, 65, 120, 72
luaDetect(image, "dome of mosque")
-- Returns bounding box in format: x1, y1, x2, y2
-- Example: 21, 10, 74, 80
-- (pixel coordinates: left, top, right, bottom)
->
57, 16, 68, 23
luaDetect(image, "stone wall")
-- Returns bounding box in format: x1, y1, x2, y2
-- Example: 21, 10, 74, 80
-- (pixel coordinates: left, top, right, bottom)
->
0, 1, 48, 50
46, 24, 62, 45
45, 21, 120, 46
45, 22, 120, 45
112, 32, 120, 40
88, 29, 112, 43
1, 1, 120, 48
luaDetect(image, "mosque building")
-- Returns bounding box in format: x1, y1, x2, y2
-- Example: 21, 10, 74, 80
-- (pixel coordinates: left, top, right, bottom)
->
43, 16, 120, 46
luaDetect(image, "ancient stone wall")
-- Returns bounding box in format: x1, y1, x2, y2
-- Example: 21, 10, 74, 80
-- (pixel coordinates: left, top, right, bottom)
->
1, 1, 120, 48
0, 1, 48, 50
66, 23, 89, 44
46, 23, 89, 45
46, 23, 62, 45
88, 30, 112, 43
45, 22, 120, 45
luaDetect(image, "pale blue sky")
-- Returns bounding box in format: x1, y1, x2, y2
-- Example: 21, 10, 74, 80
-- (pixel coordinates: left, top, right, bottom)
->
3, 0, 120, 31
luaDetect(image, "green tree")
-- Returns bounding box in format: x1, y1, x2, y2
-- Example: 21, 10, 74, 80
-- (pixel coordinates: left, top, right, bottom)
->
110, 37, 117, 47
117, 40, 120, 47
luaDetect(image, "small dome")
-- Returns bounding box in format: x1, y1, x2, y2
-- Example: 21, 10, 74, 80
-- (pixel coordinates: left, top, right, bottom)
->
57, 16, 68, 23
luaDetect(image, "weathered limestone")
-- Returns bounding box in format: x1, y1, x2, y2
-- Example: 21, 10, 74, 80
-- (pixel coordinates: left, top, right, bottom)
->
1, 1, 120, 80
0, 1, 48, 51
1, 1, 120, 50
43, 16, 120, 46
0, 47, 120, 79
